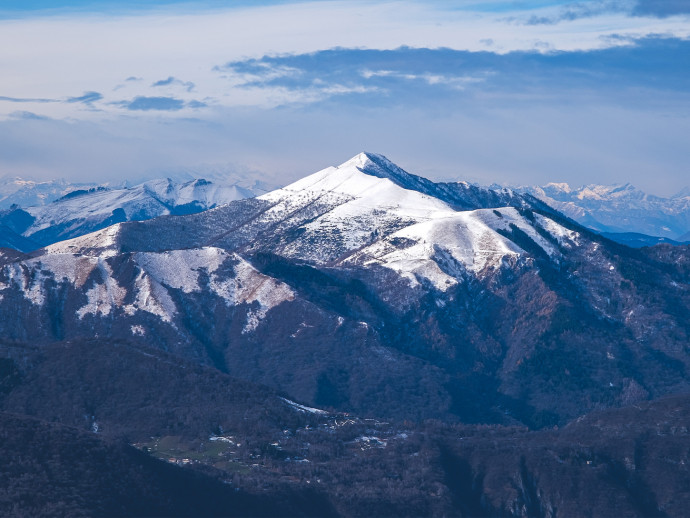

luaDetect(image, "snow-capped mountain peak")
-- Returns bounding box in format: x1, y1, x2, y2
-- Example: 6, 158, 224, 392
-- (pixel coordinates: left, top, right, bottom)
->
338, 152, 421, 186
0, 176, 96, 209
261, 152, 453, 215
249, 153, 578, 288
0, 175, 261, 252
340, 152, 451, 201
270, 152, 434, 198
672, 186, 690, 200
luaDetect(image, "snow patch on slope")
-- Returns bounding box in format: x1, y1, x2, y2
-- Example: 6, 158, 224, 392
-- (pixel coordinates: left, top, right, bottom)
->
346, 208, 566, 290
123, 269, 177, 323
44, 224, 123, 257
232, 258, 295, 333
533, 213, 580, 247
132, 248, 295, 323
0, 253, 103, 305
348, 210, 521, 290
280, 397, 329, 415
129, 248, 294, 328
76, 259, 127, 319
133, 247, 228, 294
1, 242, 294, 328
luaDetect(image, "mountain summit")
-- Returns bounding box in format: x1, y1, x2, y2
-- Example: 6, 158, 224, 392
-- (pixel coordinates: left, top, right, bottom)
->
333, 152, 442, 195
271, 151, 446, 203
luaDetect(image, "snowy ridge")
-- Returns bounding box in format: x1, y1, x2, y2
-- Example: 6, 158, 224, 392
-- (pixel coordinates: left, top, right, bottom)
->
346, 207, 578, 290
0, 176, 259, 252
25, 178, 253, 236
0, 244, 294, 330
122, 249, 293, 327
44, 223, 123, 257
131, 248, 295, 328
256, 153, 469, 263
0, 176, 95, 209
265, 153, 451, 215
0, 253, 104, 306
1, 152, 585, 332
141, 178, 254, 208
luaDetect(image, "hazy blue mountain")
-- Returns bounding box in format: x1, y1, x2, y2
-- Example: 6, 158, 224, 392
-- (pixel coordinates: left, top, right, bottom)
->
0, 176, 259, 251
0, 176, 96, 209
517, 181, 690, 241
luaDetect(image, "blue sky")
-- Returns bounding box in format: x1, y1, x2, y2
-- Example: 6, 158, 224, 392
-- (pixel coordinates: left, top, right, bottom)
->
0, 0, 295, 15
1, 0, 689, 194
0, 1, 577, 15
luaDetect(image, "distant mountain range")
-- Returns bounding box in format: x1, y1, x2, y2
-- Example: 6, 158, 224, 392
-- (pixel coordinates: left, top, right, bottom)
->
516, 182, 690, 244
0, 176, 96, 209
2, 170, 689, 254
0, 176, 261, 251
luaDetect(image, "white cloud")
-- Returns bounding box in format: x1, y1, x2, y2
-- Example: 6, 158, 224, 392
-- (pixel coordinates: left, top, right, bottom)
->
360, 69, 488, 90
1, 1, 688, 119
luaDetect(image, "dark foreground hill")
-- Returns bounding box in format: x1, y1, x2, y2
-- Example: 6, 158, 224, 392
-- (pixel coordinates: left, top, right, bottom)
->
1, 339, 688, 517
0, 411, 335, 518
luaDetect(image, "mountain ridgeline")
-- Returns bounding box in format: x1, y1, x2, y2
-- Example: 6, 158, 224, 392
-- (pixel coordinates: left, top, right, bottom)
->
0, 176, 257, 252
0, 152, 688, 429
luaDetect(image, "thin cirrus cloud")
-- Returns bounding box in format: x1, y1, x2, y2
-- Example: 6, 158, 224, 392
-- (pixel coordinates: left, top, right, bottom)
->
66, 91, 103, 104
151, 76, 196, 92
116, 96, 186, 111
8, 111, 52, 121
114, 96, 207, 111
2, 91, 103, 106
522, 1, 628, 25
0, 95, 58, 104
517, 0, 690, 23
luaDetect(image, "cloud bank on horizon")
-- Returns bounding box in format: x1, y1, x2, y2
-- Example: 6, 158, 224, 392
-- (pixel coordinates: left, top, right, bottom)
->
0, 0, 688, 195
